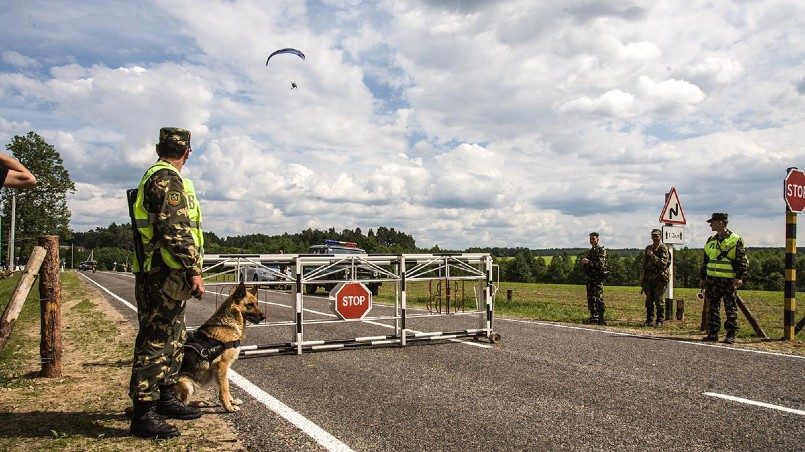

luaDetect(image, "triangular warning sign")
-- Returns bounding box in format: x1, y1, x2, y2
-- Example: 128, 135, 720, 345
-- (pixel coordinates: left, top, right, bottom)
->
659, 187, 686, 225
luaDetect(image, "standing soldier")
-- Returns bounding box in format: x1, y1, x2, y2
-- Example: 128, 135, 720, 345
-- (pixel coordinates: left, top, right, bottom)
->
128, 127, 205, 439
699, 213, 748, 344
581, 232, 607, 325
640, 229, 670, 327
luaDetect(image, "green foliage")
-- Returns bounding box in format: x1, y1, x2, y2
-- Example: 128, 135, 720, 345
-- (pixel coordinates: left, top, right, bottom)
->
2, 132, 75, 264
505, 252, 534, 282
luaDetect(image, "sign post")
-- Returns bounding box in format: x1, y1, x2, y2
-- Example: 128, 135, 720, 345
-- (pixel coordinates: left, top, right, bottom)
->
659, 188, 686, 320
782, 168, 805, 340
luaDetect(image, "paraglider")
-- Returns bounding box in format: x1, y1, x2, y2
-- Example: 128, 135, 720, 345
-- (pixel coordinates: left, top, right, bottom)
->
290, 82, 298, 89
265, 48, 305, 66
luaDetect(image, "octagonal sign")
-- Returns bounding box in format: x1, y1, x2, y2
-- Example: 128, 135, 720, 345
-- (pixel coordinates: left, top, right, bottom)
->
330, 282, 373, 320
785, 168, 805, 213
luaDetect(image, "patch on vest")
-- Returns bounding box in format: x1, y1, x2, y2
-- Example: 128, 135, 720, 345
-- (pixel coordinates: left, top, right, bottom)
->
167, 191, 182, 206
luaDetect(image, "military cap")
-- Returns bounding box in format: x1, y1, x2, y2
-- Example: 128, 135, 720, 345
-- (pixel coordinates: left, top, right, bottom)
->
651, 228, 662, 236
589, 232, 599, 237
159, 127, 191, 147
706, 212, 728, 223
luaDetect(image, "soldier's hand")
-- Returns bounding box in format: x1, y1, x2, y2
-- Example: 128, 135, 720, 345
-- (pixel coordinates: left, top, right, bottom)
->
733, 278, 743, 289
189, 274, 205, 300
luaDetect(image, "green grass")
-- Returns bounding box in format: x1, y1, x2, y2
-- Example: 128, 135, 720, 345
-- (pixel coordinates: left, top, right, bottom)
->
377, 280, 804, 344
0, 273, 41, 386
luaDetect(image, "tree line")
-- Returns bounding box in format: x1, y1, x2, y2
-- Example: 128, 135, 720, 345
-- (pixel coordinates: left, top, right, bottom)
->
70, 224, 420, 270
496, 247, 804, 291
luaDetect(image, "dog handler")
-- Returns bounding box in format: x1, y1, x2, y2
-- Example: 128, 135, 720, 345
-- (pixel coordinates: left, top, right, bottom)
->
128, 127, 205, 439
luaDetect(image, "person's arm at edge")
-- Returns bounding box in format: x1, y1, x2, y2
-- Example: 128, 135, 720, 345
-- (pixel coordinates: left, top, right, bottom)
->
0, 154, 36, 188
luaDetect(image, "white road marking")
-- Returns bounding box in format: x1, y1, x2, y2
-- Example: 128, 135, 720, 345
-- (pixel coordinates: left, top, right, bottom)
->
498, 317, 805, 359
703, 392, 805, 416
79, 273, 137, 311
230, 371, 355, 451
80, 272, 353, 452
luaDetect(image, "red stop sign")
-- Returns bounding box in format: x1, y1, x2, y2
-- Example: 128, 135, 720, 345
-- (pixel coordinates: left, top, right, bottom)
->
785, 168, 805, 212
330, 282, 373, 320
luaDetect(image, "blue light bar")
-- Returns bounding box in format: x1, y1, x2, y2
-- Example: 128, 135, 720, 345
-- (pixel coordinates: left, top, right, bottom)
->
324, 239, 357, 247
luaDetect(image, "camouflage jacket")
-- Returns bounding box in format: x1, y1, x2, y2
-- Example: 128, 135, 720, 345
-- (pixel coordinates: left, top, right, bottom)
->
142, 162, 203, 276
641, 243, 670, 284
583, 245, 607, 280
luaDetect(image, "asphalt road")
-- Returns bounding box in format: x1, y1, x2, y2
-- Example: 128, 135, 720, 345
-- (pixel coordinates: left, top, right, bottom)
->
80, 271, 805, 451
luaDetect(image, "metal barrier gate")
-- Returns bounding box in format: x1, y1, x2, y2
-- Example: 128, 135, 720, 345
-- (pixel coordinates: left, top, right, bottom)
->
199, 253, 499, 356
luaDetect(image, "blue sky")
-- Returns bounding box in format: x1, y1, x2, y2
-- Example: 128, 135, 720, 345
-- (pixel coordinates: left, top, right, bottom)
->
0, 0, 803, 249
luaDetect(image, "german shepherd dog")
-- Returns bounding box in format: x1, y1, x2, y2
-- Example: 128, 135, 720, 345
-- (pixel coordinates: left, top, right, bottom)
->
173, 282, 265, 412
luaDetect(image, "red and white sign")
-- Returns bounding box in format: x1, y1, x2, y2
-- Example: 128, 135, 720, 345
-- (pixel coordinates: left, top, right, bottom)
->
784, 168, 805, 213
330, 282, 373, 320
659, 187, 687, 225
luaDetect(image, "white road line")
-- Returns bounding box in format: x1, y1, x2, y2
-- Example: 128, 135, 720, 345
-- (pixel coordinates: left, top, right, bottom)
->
229, 371, 355, 451
79, 273, 137, 311
498, 317, 805, 360
703, 392, 805, 416
80, 272, 353, 452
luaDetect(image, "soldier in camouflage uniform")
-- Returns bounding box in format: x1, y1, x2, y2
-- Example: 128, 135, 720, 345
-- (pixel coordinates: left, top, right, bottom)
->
641, 229, 670, 327
581, 232, 607, 325
128, 127, 205, 439
699, 213, 747, 344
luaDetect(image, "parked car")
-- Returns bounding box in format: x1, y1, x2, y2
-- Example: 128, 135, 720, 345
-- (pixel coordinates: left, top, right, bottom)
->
239, 264, 283, 282
305, 240, 380, 295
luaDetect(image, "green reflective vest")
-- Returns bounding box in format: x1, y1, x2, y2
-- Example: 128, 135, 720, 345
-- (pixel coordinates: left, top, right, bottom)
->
704, 232, 741, 279
131, 161, 203, 273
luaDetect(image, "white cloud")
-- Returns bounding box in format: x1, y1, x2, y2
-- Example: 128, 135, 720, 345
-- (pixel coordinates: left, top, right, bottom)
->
0, 0, 801, 250
2, 51, 39, 68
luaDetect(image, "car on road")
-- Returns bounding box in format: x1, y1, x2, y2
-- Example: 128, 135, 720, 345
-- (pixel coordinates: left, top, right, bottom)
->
305, 240, 381, 296
239, 264, 284, 282
78, 261, 96, 272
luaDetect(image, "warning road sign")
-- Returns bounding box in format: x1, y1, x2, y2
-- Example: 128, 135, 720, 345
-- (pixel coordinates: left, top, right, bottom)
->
659, 187, 686, 225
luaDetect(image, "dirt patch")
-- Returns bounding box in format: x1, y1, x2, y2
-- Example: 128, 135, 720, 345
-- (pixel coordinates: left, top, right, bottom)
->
0, 273, 245, 451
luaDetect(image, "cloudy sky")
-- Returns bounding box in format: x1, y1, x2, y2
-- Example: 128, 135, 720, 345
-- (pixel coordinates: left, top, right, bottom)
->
0, 0, 803, 249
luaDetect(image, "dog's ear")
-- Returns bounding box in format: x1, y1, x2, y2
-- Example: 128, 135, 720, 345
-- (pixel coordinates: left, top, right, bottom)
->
248, 285, 259, 297
233, 281, 247, 302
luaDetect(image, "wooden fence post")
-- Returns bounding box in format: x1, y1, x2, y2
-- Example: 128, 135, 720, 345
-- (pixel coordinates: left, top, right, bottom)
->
0, 246, 47, 353
39, 236, 62, 378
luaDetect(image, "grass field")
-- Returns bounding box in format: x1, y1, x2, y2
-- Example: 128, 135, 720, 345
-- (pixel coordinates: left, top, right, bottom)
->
377, 280, 804, 345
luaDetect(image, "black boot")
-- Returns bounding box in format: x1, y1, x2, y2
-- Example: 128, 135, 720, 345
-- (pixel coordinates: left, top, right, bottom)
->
597, 308, 606, 325
130, 401, 180, 439
723, 331, 735, 344
156, 385, 202, 420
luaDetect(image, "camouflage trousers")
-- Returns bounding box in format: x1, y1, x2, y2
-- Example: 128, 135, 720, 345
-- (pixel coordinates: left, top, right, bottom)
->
704, 276, 738, 336
586, 280, 604, 317
643, 278, 667, 322
129, 272, 187, 402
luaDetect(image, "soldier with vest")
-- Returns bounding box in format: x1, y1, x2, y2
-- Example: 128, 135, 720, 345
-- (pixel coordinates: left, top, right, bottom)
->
581, 232, 607, 325
699, 213, 747, 344
128, 127, 205, 439
640, 229, 670, 327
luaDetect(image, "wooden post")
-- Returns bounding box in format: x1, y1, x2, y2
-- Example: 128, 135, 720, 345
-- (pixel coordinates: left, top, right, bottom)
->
699, 294, 709, 332
38, 236, 62, 378
795, 315, 805, 335
736, 294, 769, 339
0, 246, 47, 353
